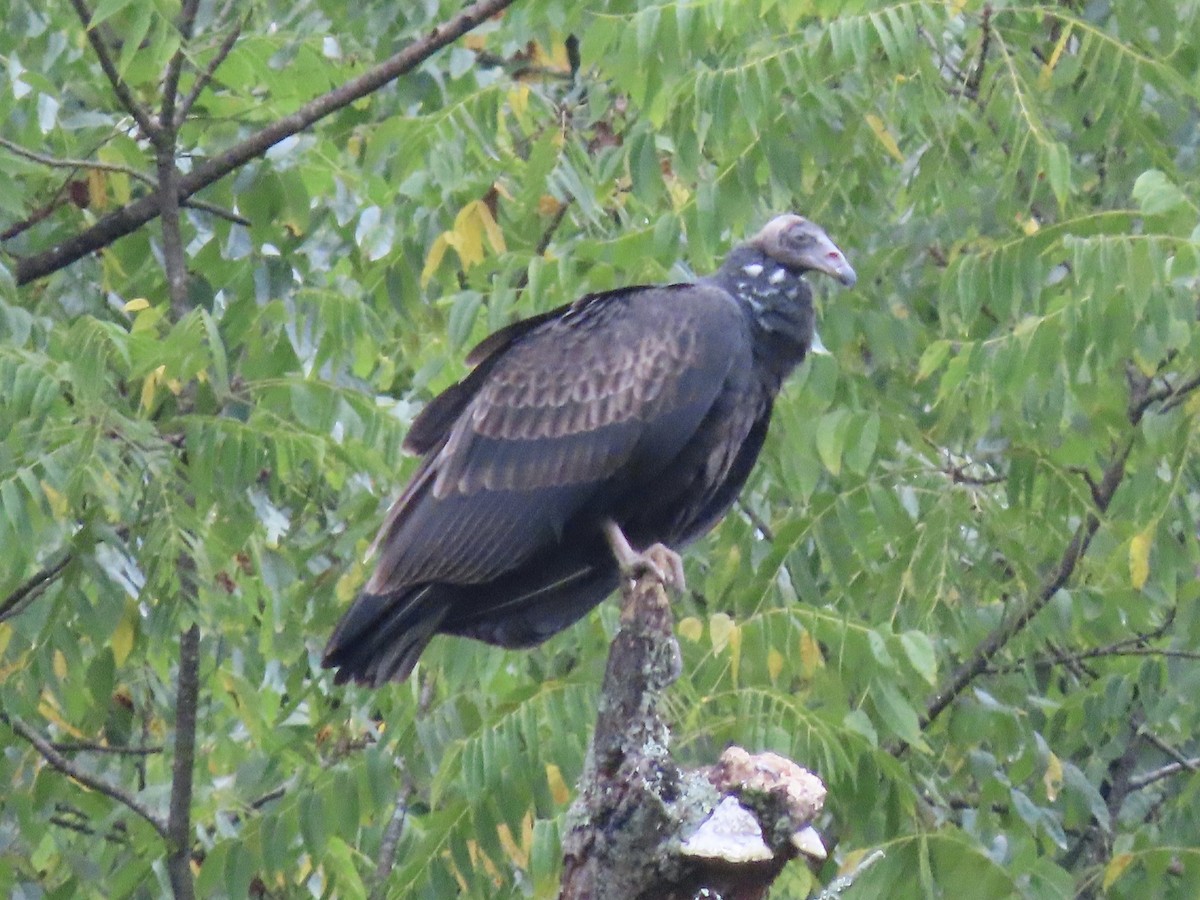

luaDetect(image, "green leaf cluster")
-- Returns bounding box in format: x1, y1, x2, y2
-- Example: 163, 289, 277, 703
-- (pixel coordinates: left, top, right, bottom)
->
2, 0, 1199, 897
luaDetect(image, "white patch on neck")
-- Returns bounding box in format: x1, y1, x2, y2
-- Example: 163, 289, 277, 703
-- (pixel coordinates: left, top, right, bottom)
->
768, 268, 787, 284
742, 263, 764, 277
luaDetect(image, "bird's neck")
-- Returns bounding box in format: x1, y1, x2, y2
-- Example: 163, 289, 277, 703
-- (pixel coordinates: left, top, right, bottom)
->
705, 246, 814, 390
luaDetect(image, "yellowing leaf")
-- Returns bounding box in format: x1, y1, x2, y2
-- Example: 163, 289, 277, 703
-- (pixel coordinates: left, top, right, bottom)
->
709, 612, 736, 654
1043, 751, 1063, 802
677, 616, 703, 642
141, 364, 165, 411
864, 113, 904, 163
497, 819, 529, 868
1021, 216, 1040, 235
40, 481, 68, 519
800, 630, 825, 678
124, 297, 150, 312
448, 202, 485, 269
335, 568, 361, 604
767, 648, 784, 681
87, 167, 107, 211
1103, 853, 1134, 891
474, 200, 506, 255
546, 763, 571, 805
1129, 527, 1152, 590
537, 194, 563, 217
0, 622, 12, 658
111, 607, 136, 667
508, 84, 530, 119
38, 690, 86, 738
53, 650, 68, 680
1039, 24, 1073, 90
420, 233, 450, 287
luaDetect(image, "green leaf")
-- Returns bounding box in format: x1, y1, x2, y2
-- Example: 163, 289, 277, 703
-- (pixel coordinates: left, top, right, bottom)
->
900, 631, 937, 684
1132, 169, 1189, 215
814, 408, 851, 476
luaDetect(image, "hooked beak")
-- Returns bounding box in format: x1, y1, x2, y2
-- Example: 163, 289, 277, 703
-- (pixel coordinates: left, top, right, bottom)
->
805, 234, 857, 288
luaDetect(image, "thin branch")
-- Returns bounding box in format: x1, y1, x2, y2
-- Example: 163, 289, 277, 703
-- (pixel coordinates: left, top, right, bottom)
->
0, 551, 71, 622
0, 136, 249, 227
183, 198, 250, 226
0, 136, 153, 183
1129, 757, 1200, 791
369, 770, 416, 900
736, 497, 776, 542
986, 645, 1200, 674
964, 5, 993, 101
945, 464, 1006, 486
900, 434, 1134, 752
2, 714, 168, 838
1157, 371, 1200, 414
1138, 730, 1199, 775
166, 623, 201, 900
49, 813, 131, 845
67, 0, 159, 139
161, 0, 201, 134
176, 2, 244, 127
51, 739, 164, 756
17, 0, 521, 286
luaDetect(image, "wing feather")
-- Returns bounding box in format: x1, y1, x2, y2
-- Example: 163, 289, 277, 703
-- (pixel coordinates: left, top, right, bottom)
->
366, 283, 749, 596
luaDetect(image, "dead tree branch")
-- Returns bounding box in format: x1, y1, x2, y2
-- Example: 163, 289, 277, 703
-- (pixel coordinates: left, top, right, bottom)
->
560, 557, 826, 899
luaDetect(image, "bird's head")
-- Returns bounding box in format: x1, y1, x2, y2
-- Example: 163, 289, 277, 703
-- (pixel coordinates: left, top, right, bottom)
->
751, 214, 857, 287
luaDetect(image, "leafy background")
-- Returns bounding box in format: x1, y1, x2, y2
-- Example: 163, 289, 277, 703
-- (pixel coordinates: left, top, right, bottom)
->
1, 0, 1199, 897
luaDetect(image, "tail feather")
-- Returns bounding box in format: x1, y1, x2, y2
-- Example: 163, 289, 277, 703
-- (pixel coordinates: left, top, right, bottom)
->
322, 586, 450, 687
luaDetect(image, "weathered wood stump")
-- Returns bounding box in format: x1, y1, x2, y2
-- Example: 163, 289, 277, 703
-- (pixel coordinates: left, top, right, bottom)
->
560, 565, 827, 900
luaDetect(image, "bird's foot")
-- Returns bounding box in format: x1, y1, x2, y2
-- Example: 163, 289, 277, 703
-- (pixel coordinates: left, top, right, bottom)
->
639, 543, 687, 592
603, 520, 686, 592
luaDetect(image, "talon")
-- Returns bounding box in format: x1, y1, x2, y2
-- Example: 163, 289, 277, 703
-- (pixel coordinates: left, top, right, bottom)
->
602, 520, 686, 592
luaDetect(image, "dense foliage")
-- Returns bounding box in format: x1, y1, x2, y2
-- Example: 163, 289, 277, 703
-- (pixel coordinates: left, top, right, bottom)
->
2, 0, 1198, 897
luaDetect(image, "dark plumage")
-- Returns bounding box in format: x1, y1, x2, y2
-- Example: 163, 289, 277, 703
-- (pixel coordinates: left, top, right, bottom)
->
323, 214, 856, 686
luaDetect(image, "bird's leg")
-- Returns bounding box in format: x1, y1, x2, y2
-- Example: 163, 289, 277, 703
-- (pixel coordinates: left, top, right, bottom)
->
602, 520, 687, 592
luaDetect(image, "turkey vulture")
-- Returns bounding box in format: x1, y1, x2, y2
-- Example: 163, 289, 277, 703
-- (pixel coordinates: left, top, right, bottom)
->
324, 214, 856, 686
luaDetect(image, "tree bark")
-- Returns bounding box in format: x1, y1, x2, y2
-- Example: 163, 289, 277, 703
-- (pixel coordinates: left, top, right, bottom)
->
560, 563, 826, 900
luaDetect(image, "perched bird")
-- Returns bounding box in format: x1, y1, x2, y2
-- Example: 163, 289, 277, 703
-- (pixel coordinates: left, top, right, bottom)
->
324, 214, 856, 686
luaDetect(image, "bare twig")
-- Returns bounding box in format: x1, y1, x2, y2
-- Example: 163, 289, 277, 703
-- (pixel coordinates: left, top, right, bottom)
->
813, 849, 886, 899
0, 137, 249, 226
166, 624, 201, 900
0, 136, 150, 182
945, 464, 1006, 486
964, 5, 993, 101
1129, 757, 1200, 791
0, 551, 71, 622
67, 0, 158, 139
17, 0, 521, 286
369, 769, 416, 900
2, 714, 168, 838
902, 434, 1134, 751
1157, 371, 1200, 414
736, 497, 776, 542
176, 3, 244, 127
51, 739, 164, 755
1139, 730, 1199, 775
49, 812, 132, 845
161, 0, 201, 132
